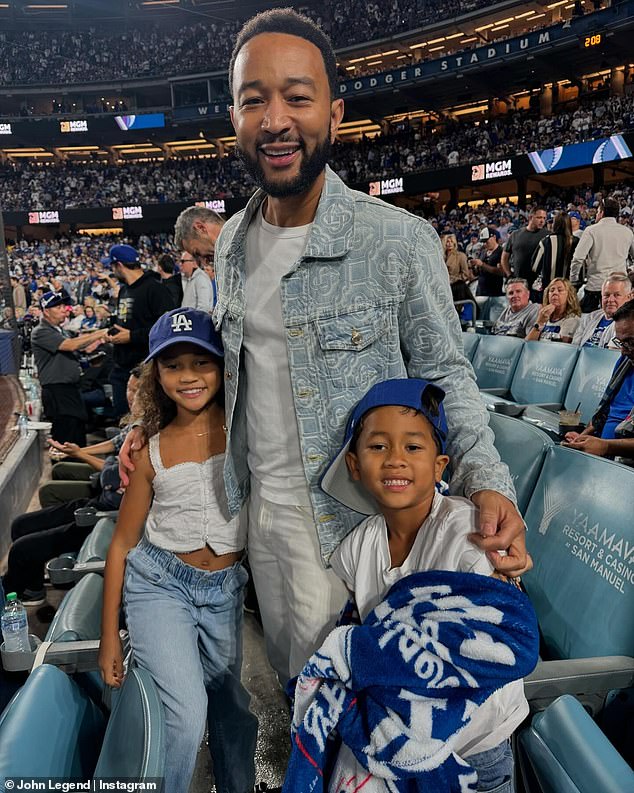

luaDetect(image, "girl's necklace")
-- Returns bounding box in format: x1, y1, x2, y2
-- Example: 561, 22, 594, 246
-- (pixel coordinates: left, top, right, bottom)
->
192, 425, 228, 437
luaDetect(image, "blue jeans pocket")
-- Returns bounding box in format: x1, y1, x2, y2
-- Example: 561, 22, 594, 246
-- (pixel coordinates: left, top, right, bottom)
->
468, 739, 515, 793
125, 546, 165, 587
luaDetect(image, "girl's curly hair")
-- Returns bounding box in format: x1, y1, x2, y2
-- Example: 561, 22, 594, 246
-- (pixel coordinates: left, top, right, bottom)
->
131, 354, 224, 438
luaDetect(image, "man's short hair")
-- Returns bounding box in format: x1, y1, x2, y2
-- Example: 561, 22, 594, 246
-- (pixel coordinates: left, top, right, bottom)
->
506, 278, 530, 292
530, 206, 547, 216
612, 300, 634, 323
174, 206, 224, 250
600, 198, 620, 218
603, 273, 630, 290
158, 254, 175, 275
229, 8, 338, 100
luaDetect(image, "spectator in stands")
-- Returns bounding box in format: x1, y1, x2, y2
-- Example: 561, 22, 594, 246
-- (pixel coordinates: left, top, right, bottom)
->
41, 367, 141, 507
572, 273, 632, 347
563, 300, 634, 458
570, 198, 634, 312
10, 275, 27, 319
106, 244, 174, 417
75, 271, 93, 306
525, 277, 581, 343
472, 228, 504, 296
94, 304, 111, 328
31, 291, 107, 445
157, 253, 182, 307
65, 304, 86, 333
179, 251, 215, 313
174, 205, 225, 259
569, 210, 584, 240
502, 207, 548, 288
442, 233, 470, 284
80, 304, 97, 330
530, 212, 579, 300
492, 278, 539, 338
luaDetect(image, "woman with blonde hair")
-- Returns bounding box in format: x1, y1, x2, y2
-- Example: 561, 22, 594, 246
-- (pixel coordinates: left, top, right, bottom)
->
442, 234, 470, 284
525, 277, 581, 343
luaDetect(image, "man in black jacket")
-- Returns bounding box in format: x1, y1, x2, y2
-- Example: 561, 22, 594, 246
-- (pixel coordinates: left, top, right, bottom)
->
107, 244, 174, 416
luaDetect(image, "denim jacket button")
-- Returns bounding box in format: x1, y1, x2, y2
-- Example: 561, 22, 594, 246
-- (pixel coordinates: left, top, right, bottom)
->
351, 329, 363, 345
225, 371, 233, 380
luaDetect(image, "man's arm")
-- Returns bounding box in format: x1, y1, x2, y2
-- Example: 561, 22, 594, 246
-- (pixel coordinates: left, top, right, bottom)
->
398, 222, 528, 574
500, 250, 511, 278
58, 328, 107, 352
570, 228, 592, 285
562, 434, 634, 457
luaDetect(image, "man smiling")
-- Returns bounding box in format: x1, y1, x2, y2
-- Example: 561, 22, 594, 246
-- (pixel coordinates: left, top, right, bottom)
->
210, 8, 531, 684
113, 9, 528, 689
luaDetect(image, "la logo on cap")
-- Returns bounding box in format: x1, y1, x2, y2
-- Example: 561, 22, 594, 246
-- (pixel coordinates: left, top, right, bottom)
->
171, 313, 193, 333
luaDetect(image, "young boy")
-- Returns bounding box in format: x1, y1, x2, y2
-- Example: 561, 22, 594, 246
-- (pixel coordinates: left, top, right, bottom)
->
320, 377, 529, 793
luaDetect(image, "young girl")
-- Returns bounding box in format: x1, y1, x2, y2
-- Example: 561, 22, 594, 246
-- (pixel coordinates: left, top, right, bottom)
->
99, 307, 257, 793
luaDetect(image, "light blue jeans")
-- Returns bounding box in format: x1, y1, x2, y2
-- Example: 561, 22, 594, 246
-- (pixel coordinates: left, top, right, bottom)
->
123, 537, 258, 793
468, 738, 515, 793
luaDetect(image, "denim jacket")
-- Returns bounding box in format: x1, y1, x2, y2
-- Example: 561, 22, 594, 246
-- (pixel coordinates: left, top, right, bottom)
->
213, 167, 516, 564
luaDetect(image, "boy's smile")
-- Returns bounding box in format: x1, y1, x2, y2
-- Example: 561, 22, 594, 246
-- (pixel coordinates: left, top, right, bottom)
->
346, 405, 449, 531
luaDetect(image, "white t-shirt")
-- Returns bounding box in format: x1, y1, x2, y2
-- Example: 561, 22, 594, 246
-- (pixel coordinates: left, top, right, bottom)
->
243, 207, 313, 505
329, 492, 528, 759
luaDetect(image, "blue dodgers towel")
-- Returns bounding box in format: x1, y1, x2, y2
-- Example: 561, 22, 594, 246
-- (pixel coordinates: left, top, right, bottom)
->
283, 570, 539, 793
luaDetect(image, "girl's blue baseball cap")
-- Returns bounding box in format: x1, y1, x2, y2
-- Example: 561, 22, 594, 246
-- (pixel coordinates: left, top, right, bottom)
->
320, 378, 448, 515
144, 308, 223, 362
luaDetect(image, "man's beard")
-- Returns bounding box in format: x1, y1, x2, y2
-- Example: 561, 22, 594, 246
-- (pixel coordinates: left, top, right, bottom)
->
235, 129, 332, 198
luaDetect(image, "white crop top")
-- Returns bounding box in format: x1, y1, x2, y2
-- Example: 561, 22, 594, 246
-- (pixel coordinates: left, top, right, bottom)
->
144, 433, 246, 555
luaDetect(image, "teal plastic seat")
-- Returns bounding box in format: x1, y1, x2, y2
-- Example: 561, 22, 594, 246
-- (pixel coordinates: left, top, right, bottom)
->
45, 573, 103, 643
461, 331, 480, 362
94, 667, 165, 781
519, 695, 634, 793
562, 346, 621, 424
523, 445, 634, 660
487, 412, 554, 513
472, 334, 524, 390
0, 664, 105, 780
509, 341, 579, 407
481, 296, 508, 322
77, 517, 116, 563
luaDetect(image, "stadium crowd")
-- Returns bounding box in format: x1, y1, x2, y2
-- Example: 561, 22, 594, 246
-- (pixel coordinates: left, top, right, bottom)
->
0, 0, 497, 87
2, 92, 634, 211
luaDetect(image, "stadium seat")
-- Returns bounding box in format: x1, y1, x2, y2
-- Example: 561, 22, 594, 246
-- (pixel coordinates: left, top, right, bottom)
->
461, 331, 480, 362
77, 516, 116, 563
94, 667, 165, 781
47, 516, 116, 586
487, 412, 553, 514
480, 296, 508, 323
518, 694, 634, 793
0, 664, 164, 786
522, 445, 634, 723
0, 663, 105, 780
45, 573, 103, 643
471, 334, 524, 391
523, 445, 634, 661
481, 341, 579, 410
523, 346, 621, 433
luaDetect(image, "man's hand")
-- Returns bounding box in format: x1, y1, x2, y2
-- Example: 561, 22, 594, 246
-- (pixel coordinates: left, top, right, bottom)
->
561, 435, 608, 457
109, 325, 131, 345
563, 430, 583, 443
469, 490, 532, 577
118, 426, 147, 487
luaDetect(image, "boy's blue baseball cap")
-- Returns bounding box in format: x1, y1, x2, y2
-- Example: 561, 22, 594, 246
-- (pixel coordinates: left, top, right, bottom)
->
320, 378, 448, 515
144, 308, 223, 363
107, 244, 139, 266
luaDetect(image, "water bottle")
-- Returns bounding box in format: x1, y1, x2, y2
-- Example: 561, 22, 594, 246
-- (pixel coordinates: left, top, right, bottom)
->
18, 413, 29, 439
1, 593, 31, 653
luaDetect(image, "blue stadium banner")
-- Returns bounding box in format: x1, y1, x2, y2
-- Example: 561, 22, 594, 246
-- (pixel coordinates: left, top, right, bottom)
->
527, 135, 633, 174
114, 112, 165, 131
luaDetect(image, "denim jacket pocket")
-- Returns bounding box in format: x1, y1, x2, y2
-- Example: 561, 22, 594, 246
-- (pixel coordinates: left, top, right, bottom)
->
314, 305, 392, 389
